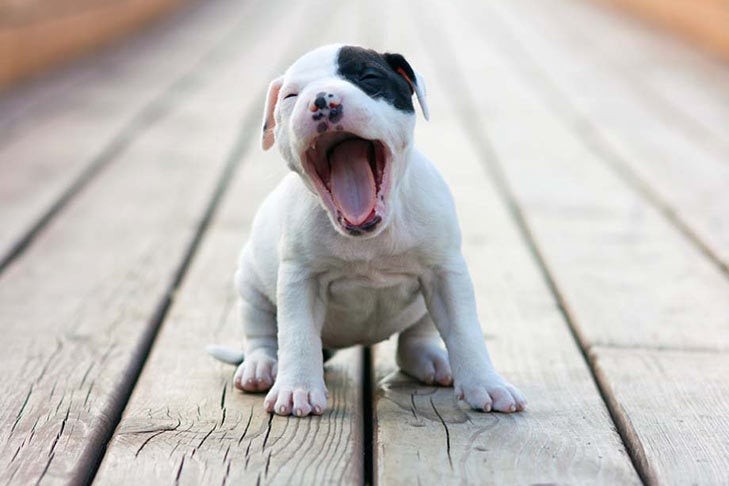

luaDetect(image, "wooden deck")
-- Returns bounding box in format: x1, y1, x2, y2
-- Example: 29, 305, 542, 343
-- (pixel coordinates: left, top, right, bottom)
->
1, 0, 729, 484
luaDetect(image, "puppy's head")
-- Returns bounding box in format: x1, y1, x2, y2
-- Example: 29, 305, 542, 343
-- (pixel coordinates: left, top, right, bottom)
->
261, 44, 429, 238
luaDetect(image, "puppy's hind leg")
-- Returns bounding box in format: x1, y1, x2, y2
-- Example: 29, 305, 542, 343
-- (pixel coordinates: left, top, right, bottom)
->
396, 314, 453, 387
234, 280, 278, 393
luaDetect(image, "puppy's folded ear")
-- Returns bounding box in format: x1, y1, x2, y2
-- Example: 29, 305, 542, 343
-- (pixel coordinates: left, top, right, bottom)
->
383, 53, 430, 121
262, 76, 284, 150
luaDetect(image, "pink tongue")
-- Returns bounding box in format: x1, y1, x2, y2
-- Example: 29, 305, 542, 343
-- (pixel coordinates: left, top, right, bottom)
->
329, 139, 376, 226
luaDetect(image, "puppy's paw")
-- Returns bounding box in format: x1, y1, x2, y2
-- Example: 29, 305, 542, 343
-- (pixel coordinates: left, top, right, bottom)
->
397, 337, 453, 386
455, 373, 526, 413
264, 380, 328, 417
234, 352, 277, 392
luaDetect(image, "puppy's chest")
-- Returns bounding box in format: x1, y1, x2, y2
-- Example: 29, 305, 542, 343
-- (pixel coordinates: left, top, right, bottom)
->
323, 257, 423, 295
324, 254, 420, 302
323, 255, 423, 316
320, 260, 426, 346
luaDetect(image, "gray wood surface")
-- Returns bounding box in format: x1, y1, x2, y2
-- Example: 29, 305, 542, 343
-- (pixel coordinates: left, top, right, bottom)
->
0, 1, 291, 482
94, 131, 364, 486
371, 4, 639, 483
494, 0, 729, 273
440, 0, 729, 482
441, 0, 729, 351
0, 0, 249, 268
95, 1, 371, 484
593, 348, 729, 484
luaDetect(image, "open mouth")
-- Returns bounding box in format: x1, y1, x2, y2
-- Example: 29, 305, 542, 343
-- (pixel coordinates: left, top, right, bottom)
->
303, 132, 388, 234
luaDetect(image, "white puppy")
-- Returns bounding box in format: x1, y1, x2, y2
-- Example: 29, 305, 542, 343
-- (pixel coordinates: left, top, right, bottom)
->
210, 44, 526, 417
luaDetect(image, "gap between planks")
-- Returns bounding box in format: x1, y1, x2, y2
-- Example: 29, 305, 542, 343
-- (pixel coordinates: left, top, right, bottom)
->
428, 0, 729, 483
94, 1, 369, 483
476, 0, 729, 279
413, 2, 651, 484
81, 93, 266, 485
0, 0, 254, 274
0, 0, 295, 483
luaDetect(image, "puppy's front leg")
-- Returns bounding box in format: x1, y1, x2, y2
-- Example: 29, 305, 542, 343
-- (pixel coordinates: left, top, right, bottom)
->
264, 261, 328, 417
421, 254, 526, 413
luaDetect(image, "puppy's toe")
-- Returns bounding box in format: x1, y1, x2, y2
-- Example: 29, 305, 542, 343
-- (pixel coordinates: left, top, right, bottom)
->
458, 384, 493, 412
254, 359, 276, 391
309, 388, 328, 415
234, 362, 256, 392
272, 389, 294, 416
507, 384, 527, 411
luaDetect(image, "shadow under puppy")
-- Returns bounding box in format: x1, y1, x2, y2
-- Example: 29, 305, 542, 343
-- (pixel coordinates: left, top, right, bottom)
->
208, 44, 526, 417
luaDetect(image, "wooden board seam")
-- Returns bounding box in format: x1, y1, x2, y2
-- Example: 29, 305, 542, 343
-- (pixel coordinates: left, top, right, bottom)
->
413, 4, 648, 483
0, 5, 253, 275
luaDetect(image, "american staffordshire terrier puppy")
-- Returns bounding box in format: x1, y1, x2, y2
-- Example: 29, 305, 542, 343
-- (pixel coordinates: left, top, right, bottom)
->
208, 44, 526, 417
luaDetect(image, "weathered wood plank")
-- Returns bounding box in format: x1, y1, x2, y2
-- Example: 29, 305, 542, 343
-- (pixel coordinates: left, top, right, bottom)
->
94, 135, 364, 486
0, 2, 296, 483
593, 348, 729, 484
530, 0, 729, 155
491, 0, 729, 272
371, 4, 639, 483
440, 0, 729, 481
95, 1, 368, 483
445, 0, 729, 351
0, 0, 255, 269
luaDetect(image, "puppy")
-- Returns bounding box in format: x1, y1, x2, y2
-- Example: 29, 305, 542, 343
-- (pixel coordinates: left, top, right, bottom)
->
209, 44, 526, 417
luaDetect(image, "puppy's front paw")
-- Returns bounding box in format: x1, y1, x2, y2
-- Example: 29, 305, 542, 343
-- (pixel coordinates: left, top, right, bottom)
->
234, 352, 277, 392
456, 373, 526, 413
397, 337, 453, 386
264, 380, 328, 417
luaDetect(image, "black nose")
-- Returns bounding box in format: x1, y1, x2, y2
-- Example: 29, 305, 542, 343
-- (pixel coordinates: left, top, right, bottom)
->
314, 94, 328, 110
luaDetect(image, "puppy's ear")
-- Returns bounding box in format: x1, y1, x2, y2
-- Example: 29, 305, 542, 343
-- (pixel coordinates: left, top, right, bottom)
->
383, 53, 430, 121
262, 76, 284, 150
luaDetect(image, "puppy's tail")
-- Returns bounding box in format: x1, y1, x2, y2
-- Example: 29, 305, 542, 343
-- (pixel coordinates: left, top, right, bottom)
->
206, 345, 245, 365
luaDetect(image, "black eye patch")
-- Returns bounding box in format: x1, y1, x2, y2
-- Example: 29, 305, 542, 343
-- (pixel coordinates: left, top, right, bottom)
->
337, 46, 415, 114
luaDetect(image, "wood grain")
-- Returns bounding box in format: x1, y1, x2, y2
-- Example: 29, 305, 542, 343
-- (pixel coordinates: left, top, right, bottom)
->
593, 348, 729, 484
0, 2, 295, 482
96, 1, 370, 483
94, 146, 364, 485
440, 0, 729, 481
0, 0, 258, 268
494, 0, 729, 273
444, 0, 729, 351
372, 3, 639, 483
525, 0, 729, 155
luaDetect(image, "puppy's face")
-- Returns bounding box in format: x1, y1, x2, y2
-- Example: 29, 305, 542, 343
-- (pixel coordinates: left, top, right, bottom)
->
261, 44, 429, 238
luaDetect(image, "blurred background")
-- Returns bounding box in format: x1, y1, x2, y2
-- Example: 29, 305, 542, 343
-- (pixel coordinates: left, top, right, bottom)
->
1, 0, 728, 89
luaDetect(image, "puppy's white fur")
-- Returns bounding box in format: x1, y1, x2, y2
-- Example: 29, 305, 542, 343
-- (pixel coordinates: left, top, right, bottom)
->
221, 44, 525, 417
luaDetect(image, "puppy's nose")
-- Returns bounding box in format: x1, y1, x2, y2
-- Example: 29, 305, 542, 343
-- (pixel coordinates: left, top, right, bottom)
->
314, 95, 327, 110
309, 92, 342, 112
